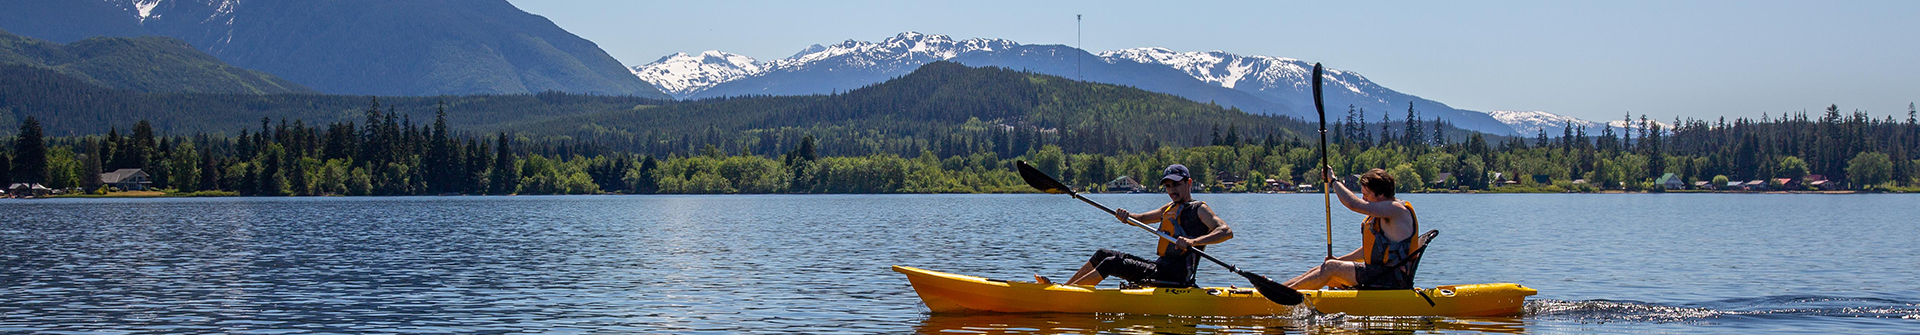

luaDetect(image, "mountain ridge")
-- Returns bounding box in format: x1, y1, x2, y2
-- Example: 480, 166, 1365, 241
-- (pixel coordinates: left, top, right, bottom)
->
0, 28, 311, 94
632, 32, 1517, 135
0, 0, 669, 98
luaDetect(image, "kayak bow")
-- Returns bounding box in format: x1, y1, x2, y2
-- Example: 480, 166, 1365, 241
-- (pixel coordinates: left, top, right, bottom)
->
893, 265, 1535, 317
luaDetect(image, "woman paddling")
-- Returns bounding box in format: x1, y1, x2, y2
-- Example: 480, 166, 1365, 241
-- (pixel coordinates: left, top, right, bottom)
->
1284, 167, 1422, 290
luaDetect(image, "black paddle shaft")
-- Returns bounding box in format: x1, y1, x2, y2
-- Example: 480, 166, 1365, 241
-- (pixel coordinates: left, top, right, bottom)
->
1313, 63, 1333, 259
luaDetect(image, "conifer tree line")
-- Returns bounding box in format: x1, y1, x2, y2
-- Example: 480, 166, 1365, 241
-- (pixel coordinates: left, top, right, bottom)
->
6, 100, 1916, 195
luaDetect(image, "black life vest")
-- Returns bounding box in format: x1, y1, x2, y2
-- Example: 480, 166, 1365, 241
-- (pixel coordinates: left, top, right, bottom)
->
1155, 200, 1210, 257
1358, 201, 1420, 289
1145, 200, 1209, 287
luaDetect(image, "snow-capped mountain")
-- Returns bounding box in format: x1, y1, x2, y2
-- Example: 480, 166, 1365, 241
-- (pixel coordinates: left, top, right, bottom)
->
635, 32, 1018, 98
1095, 47, 1512, 135
634, 51, 764, 97
1487, 110, 1670, 137
1488, 111, 1609, 136
633, 32, 1519, 135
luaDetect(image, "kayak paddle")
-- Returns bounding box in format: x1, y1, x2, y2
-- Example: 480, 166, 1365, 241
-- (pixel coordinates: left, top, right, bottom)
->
1313, 62, 1333, 259
1015, 160, 1305, 306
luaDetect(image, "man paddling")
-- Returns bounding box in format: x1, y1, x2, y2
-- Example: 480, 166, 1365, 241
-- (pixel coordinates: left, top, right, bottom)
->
1042, 164, 1235, 287
1285, 168, 1421, 290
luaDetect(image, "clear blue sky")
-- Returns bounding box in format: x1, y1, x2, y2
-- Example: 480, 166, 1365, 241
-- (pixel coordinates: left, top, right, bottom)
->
508, 0, 1919, 123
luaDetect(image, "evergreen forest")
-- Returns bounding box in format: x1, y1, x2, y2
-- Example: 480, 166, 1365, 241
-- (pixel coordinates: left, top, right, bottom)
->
4, 62, 1917, 195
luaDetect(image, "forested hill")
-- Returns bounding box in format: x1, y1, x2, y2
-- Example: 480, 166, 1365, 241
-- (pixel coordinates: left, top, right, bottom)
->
0, 64, 667, 137
0, 29, 310, 94
513, 61, 1444, 158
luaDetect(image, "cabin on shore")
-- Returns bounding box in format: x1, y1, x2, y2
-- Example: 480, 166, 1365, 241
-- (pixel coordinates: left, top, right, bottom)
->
1772, 178, 1801, 190
1655, 173, 1684, 190
1743, 180, 1769, 191
1804, 175, 1834, 191
1428, 173, 1454, 189
1105, 176, 1144, 193
7, 183, 52, 198
1264, 179, 1295, 192
100, 169, 153, 191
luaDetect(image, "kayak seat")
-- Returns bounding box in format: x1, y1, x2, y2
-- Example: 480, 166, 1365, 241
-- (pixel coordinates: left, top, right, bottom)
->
1349, 229, 1438, 290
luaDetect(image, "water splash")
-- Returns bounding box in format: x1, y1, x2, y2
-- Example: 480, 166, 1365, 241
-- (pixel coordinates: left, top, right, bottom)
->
1526, 296, 1920, 324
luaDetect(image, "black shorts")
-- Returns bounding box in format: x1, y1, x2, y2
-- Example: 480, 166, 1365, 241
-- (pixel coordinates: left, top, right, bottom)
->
1353, 263, 1411, 289
1087, 248, 1196, 287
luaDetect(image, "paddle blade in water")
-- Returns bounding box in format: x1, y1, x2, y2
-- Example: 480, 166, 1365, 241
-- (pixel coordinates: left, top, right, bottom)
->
1015, 160, 1071, 194
1241, 271, 1305, 306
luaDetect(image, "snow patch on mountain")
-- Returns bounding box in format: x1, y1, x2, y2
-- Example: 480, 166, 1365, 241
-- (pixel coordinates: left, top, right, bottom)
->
1098, 47, 1374, 95
1489, 111, 1606, 136
132, 0, 161, 22
632, 50, 763, 98
633, 32, 1017, 98
631, 32, 1519, 135
1488, 110, 1670, 137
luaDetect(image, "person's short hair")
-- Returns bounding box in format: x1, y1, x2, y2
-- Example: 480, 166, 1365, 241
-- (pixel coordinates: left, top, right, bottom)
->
1360, 168, 1395, 198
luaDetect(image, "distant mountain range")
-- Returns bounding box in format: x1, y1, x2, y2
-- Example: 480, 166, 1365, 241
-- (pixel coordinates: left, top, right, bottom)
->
1487, 110, 1669, 137
0, 0, 668, 98
634, 32, 1520, 135
0, 29, 309, 94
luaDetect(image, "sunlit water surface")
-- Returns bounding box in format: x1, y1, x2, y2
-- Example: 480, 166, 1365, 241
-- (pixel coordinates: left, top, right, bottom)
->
2, 194, 1915, 334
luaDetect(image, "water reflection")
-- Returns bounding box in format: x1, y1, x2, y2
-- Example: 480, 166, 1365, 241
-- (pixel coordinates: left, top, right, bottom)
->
4, 194, 1918, 333
913, 313, 1528, 334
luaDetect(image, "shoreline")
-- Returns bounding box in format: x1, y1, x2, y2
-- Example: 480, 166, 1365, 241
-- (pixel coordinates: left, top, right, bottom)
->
9, 189, 1908, 199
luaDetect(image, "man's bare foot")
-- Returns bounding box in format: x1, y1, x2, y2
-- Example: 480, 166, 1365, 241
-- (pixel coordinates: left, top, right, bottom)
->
1033, 274, 1053, 285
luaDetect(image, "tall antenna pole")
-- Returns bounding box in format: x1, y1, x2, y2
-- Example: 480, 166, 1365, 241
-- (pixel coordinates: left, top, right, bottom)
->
1076, 14, 1082, 81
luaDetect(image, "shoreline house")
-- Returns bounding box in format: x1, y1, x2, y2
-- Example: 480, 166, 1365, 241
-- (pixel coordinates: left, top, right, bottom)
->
1264, 178, 1295, 192
1771, 178, 1801, 191
1428, 173, 1454, 189
1655, 173, 1684, 190
1105, 176, 1145, 193
1804, 175, 1833, 191
7, 183, 52, 197
100, 168, 153, 191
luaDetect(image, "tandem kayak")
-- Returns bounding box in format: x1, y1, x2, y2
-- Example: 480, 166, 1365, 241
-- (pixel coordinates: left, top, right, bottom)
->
894, 265, 1535, 317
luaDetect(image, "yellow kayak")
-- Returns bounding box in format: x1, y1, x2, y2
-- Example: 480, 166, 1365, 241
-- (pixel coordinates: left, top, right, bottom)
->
894, 265, 1535, 317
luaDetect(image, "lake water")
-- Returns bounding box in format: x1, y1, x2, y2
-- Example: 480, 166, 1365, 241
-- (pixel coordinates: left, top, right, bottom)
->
2, 194, 1916, 334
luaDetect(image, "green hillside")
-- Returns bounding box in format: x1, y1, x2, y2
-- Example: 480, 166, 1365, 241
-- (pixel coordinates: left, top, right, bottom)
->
511, 61, 1319, 158
0, 29, 312, 94
0, 64, 665, 137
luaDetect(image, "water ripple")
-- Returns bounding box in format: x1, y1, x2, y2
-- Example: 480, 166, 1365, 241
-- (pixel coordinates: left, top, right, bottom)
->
3, 194, 1918, 334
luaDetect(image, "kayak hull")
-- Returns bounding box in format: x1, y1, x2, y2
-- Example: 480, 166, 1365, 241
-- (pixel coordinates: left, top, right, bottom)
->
894, 265, 1535, 317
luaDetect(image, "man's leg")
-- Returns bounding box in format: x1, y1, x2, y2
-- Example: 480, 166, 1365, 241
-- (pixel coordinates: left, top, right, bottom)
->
1065, 261, 1103, 286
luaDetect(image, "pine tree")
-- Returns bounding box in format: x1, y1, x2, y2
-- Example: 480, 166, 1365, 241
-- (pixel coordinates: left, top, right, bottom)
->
1210, 124, 1223, 146
1225, 124, 1240, 147
1358, 107, 1370, 147
490, 133, 517, 195
1404, 102, 1422, 147
1380, 110, 1393, 146
131, 120, 156, 173
1646, 122, 1666, 180
81, 140, 103, 191
1622, 112, 1635, 151
1562, 121, 1574, 152
11, 116, 48, 185
424, 103, 454, 193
